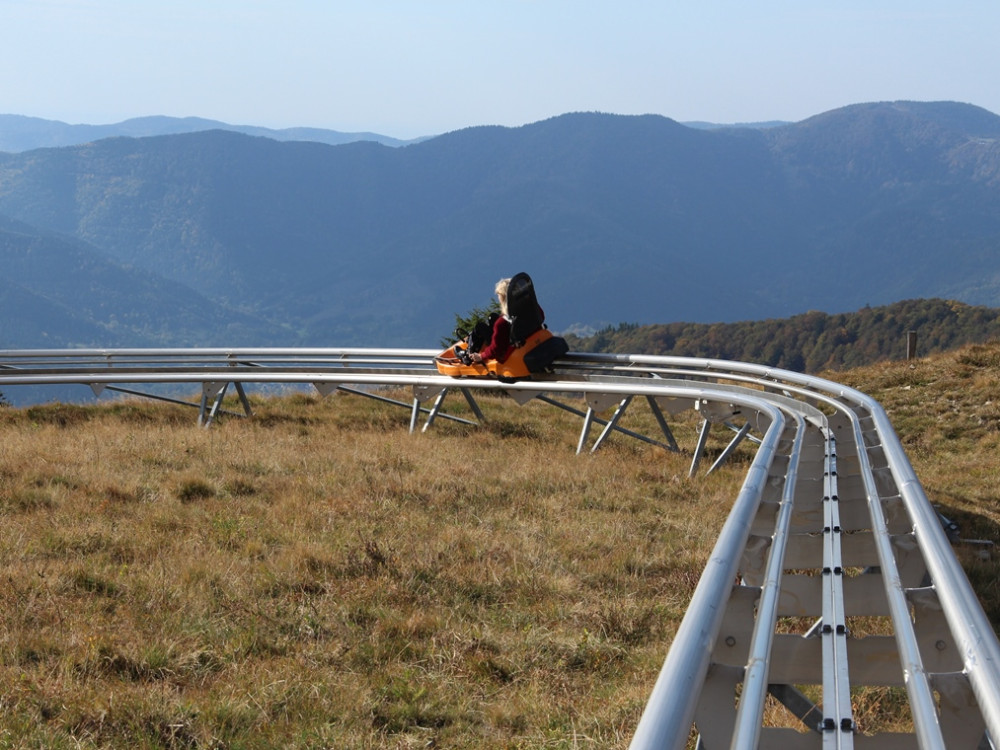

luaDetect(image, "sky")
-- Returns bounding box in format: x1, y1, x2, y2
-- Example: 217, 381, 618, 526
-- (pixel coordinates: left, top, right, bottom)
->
2, 0, 998, 139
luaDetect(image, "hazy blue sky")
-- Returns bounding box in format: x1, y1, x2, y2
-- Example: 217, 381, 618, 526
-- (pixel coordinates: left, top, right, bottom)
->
2, 0, 997, 138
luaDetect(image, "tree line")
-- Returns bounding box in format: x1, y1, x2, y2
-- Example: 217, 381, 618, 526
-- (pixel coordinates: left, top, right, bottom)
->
564, 299, 1000, 373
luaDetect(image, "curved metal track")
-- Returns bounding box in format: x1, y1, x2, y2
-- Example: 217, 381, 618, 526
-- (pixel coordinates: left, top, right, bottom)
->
2, 347, 999, 749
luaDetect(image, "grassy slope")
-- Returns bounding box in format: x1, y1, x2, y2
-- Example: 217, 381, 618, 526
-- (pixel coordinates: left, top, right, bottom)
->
1, 342, 999, 748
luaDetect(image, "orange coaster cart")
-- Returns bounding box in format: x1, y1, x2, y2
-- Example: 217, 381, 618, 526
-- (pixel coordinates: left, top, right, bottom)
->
435, 327, 567, 381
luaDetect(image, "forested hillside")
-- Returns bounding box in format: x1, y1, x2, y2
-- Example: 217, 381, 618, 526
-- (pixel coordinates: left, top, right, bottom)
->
565, 298, 1000, 372
2, 101, 1000, 349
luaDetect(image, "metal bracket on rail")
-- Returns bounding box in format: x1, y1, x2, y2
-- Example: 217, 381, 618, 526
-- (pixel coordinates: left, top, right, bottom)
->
198, 381, 253, 428
313, 382, 339, 397
412, 386, 448, 433
408, 385, 481, 433
532, 393, 680, 455
588, 395, 681, 454
689, 401, 751, 477
705, 421, 753, 476
198, 354, 256, 427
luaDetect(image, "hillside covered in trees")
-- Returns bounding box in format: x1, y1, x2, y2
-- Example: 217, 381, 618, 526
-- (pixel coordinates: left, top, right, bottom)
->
3, 102, 1000, 349
564, 299, 1000, 372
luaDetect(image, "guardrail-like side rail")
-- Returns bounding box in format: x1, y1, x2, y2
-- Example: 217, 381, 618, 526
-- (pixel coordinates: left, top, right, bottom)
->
2, 348, 999, 748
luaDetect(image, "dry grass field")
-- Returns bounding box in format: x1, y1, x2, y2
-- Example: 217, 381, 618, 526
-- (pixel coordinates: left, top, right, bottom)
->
2, 342, 999, 748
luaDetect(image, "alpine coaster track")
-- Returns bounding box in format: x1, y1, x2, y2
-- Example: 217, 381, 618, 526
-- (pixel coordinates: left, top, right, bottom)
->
2, 347, 999, 749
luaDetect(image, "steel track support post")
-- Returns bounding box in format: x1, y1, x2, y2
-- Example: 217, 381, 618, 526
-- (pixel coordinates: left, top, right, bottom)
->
577, 407, 596, 455
591, 395, 633, 453
234, 382, 253, 417
198, 381, 227, 427
225, 354, 253, 418
421, 388, 449, 433
646, 395, 680, 452
410, 385, 443, 434
409, 397, 421, 434
706, 420, 752, 475
689, 418, 711, 478
204, 382, 231, 428
460, 388, 485, 423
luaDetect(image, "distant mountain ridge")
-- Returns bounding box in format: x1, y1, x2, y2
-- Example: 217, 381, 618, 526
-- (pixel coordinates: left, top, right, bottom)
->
0, 112, 794, 153
0, 114, 426, 152
1, 100, 1000, 351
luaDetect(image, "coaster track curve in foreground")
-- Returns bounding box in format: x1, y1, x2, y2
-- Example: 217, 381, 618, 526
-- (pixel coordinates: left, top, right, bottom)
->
2, 347, 999, 749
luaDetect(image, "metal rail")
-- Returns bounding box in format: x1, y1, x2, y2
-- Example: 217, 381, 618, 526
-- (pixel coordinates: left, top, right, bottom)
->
2, 347, 998, 748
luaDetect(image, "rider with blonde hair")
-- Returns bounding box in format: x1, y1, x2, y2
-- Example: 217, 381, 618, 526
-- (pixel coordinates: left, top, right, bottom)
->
471, 277, 513, 364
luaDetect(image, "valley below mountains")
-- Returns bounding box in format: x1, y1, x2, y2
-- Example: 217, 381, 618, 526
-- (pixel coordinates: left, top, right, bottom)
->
2, 100, 1000, 351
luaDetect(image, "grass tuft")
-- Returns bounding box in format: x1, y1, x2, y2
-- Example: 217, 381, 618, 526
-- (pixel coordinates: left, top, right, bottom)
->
175, 478, 216, 503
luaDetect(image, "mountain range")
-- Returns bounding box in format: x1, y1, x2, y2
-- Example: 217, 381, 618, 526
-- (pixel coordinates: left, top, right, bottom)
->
0, 114, 425, 152
1, 101, 1000, 350
0, 113, 783, 153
